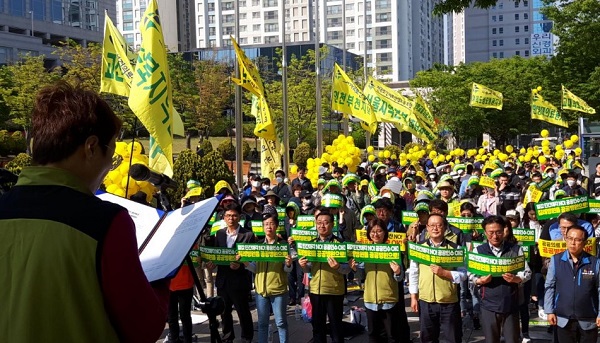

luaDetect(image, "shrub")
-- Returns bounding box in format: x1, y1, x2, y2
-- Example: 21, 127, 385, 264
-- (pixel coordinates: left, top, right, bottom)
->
217, 140, 236, 161
196, 139, 213, 154
242, 123, 257, 138
403, 142, 420, 154
169, 149, 203, 208
293, 142, 313, 167
197, 151, 235, 197
9, 131, 26, 155
242, 140, 251, 160
208, 117, 230, 137
0, 130, 9, 156
5, 153, 32, 175
384, 145, 402, 158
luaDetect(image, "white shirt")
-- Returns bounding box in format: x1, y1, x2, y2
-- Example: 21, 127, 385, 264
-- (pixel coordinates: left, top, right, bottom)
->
226, 226, 240, 248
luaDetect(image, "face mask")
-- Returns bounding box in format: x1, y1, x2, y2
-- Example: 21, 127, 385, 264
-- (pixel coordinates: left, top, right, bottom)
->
410, 171, 416, 175
519, 175, 526, 179
429, 175, 436, 180
567, 180, 576, 187
276, 177, 283, 184
547, 173, 555, 178
302, 198, 312, 205
382, 193, 392, 199
262, 185, 270, 191
252, 181, 260, 188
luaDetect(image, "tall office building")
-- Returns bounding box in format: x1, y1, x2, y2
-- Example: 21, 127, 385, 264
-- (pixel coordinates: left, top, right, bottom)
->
115, 0, 194, 52
448, 0, 555, 65
194, 0, 444, 82
0, 0, 114, 66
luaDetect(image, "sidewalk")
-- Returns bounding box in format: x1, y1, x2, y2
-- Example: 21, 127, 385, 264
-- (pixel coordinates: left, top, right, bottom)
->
157, 291, 553, 343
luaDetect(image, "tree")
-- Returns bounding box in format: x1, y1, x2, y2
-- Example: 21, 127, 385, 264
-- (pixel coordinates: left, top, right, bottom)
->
543, 0, 600, 115
432, 0, 504, 15
197, 150, 235, 197
0, 54, 61, 140
410, 57, 558, 145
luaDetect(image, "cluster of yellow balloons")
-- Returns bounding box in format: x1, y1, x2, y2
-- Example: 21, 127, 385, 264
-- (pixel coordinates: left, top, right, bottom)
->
102, 141, 155, 202
305, 135, 362, 186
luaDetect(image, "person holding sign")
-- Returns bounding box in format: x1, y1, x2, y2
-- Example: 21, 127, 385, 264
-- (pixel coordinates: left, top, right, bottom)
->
408, 213, 467, 343
206, 203, 256, 343
298, 210, 352, 343
544, 224, 600, 343
469, 216, 531, 343
349, 218, 411, 343
240, 212, 293, 343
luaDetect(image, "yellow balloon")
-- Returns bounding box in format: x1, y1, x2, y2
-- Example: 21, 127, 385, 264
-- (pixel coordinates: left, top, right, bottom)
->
505, 145, 513, 153
344, 157, 353, 166
445, 155, 452, 162
493, 149, 500, 156
113, 187, 126, 198
478, 148, 485, 155
555, 151, 564, 160
367, 146, 374, 153
346, 136, 354, 144
383, 150, 391, 158
541, 140, 550, 147
564, 140, 573, 149
106, 184, 120, 194
482, 141, 489, 147
532, 150, 540, 157
519, 148, 526, 154
570, 135, 579, 143
378, 151, 384, 158
538, 156, 547, 165
537, 86, 543, 92
400, 153, 407, 159
368, 155, 375, 162
127, 141, 143, 157
555, 144, 563, 151
575, 147, 582, 156
391, 154, 397, 160
540, 129, 549, 138
429, 151, 437, 159
291, 165, 298, 174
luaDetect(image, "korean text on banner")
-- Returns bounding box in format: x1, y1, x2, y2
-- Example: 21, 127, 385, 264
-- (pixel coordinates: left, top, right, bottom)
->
237, 243, 289, 262
347, 243, 401, 263
530, 90, 569, 128
538, 238, 597, 258
466, 251, 525, 277
534, 196, 589, 221
295, 241, 348, 262
331, 63, 377, 133
469, 82, 503, 110
407, 242, 465, 267
561, 85, 596, 115
100, 13, 135, 97
199, 246, 237, 265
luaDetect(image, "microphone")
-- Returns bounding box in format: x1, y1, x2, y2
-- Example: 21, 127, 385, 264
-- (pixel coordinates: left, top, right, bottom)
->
129, 164, 178, 189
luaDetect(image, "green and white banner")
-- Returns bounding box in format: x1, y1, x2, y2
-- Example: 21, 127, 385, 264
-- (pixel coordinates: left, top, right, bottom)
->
513, 228, 536, 245
199, 246, 237, 265
535, 196, 589, 220
407, 242, 465, 267
296, 241, 347, 262
347, 243, 401, 263
291, 228, 318, 242
466, 251, 525, 276
210, 219, 246, 235
250, 220, 286, 236
588, 199, 600, 214
236, 243, 289, 262
447, 216, 484, 233
297, 215, 316, 228
402, 211, 418, 225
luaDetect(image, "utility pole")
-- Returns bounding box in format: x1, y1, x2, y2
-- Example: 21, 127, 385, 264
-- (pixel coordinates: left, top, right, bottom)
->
315, 0, 323, 156
234, 0, 243, 188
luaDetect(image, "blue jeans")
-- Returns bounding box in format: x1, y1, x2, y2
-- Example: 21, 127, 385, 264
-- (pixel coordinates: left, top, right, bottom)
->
256, 293, 289, 343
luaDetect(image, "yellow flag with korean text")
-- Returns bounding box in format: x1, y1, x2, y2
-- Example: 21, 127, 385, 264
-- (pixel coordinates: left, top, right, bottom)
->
128, 0, 174, 176
260, 138, 282, 180
413, 95, 437, 131
363, 77, 435, 142
562, 85, 596, 115
231, 36, 264, 97
469, 82, 503, 110
100, 13, 135, 97
531, 90, 568, 128
331, 63, 377, 133
250, 95, 276, 142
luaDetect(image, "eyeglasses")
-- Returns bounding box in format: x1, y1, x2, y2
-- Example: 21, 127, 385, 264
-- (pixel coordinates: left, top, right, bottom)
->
565, 237, 584, 243
427, 224, 444, 229
486, 231, 504, 236
316, 221, 331, 226
224, 214, 239, 218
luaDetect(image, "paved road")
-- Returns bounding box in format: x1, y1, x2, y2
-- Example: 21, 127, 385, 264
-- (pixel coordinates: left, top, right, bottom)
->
157, 291, 553, 343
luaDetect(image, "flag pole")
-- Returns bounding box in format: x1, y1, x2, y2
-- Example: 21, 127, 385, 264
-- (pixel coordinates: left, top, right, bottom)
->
281, 0, 290, 175
363, 0, 371, 146
341, 0, 349, 136
124, 117, 138, 199
234, 0, 244, 189
315, 0, 323, 156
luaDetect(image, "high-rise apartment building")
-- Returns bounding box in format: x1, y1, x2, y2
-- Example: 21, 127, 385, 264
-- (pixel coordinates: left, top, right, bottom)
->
448, 0, 555, 65
0, 0, 114, 66
194, 0, 444, 82
115, 0, 194, 52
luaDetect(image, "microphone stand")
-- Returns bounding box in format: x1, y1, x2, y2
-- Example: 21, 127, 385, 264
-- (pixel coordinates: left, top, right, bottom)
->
159, 188, 224, 343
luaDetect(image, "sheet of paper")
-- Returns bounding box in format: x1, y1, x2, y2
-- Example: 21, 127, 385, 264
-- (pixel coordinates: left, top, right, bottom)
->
139, 197, 219, 282
96, 191, 164, 249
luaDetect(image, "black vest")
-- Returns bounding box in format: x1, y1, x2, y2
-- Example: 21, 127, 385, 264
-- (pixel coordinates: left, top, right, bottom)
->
554, 251, 600, 320
476, 242, 522, 314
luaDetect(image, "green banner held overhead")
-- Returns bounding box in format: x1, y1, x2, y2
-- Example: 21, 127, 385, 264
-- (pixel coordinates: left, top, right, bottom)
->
297, 215, 316, 228
199, 246, 237, 265
291, 228, 318, 242
466, 251, 525, 276
347, 243, 402, 263
402, 211, 418, 225
407, 242, 465, 267
513, 228, 536, 245
446, 216, 484, 233
210, 219, 246, 235
536, 177, 554, 192
296, 241, 347, 262
250, 220, 285, 236
236, 243, 289, 262
535, 196, 589, 220
588, 199, 600, 214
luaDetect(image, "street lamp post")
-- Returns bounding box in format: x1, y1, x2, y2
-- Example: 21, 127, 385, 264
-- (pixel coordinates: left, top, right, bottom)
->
29, 11, 34, 37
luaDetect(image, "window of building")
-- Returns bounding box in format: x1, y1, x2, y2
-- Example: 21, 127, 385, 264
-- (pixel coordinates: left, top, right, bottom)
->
493, 40, 497, 46
207, 3, 215, 11
209, 39, 216, 47
327, 5, 341, 14
265, 23, 278, 32
223, 2, 234, 10
499, 51, 504, 57
375, 12, 391, 23
525, 50, 530, 56
499, 15, 503, 21
240, 25, 247, 32
252, 11, 260, 18
376, 27, 390, 35
123, 10, 133, 21
327, 18, 342, 27
123, 22, 134, 31
240, 13, 247, 19
224, 26, 234, 35
240, 37, 248, 44
499, 27, 504, 34
493, 52, 498, 58
252, 0, 260, 5
346, 3, 354, 11
263, 0, 277, 7
208, 27, 216, 35
347, 42, 355, 49
124, 34, 134, 45
375, 0, 391, 10
492, 28, 497, 34
347, 16, 355, 23
265, 10, 277, 19
239, 1, 246, 7
492, 15, 496, 22
514, 1, 519, 7
516, 38, 520, 45
515, 13, 519, 20
31, 0, 45, 20
10, 0, 25, 16
265, 36, 279, 43
525, 37, 529, 44
327, 31, 340, 40
378, 52, 390, 62
224, 14, 234, 23
347, 29, 355, 36
524, 25, 529, 32
515, 26, 520, 32
253, 24, 261, 31
516, 50, 520, 56
524, 13, 529, 20
376, 39, 390, 49
499, 2, 503, 8
499, 39, 504, 46
208, 15, 215, 23
524, 0, 529, 6
253, 37, 261, 43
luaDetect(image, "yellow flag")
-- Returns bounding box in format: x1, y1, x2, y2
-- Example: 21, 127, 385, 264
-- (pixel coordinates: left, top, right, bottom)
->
413, 95, 437, 131
530, 90, 568, 128
331, 63, 377, 133
231, 36, 264, 97
363, 76, 436, 142
100, 13, 135, 97
128, 0, 174, 175
260, 138, 282, 180
469, 82, 503, 110
250, 95, 276, 141
562, 85, 596, 115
